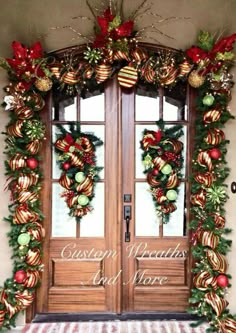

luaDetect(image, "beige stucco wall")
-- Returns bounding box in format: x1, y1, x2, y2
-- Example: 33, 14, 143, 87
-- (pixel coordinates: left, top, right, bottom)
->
0, 0, 236, 326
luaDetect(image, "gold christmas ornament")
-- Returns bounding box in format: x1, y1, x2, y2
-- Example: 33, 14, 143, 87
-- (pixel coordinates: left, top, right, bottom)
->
34, 77, 53, 92
188, 70, 205, 88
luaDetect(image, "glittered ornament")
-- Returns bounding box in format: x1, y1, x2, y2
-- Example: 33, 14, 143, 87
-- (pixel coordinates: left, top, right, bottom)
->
161, 164, 172, 175
217, 274, 229, 288
26, 157, 39, 170
14, 270, 27, 284
117, 66, 138, 88
75, 172, 86, 183
34, 77, 53, 92
17, 233, 31, 246
188, 70, 205, 88
166, 189, 177, 201
78, 194, 89, 206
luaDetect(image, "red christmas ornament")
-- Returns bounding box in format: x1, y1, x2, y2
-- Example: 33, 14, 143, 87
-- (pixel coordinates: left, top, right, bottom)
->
26, 157, 39, 169
217, 274, 229, 288
63, 162, 71, 170
14, 270, 27, 283
209, 148, 221, 160
152, 169, 159, 176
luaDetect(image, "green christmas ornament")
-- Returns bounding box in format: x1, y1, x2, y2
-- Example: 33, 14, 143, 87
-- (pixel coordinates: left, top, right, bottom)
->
78, 194, 89, 206
75, 172, 85, 183
202, 94, 215, 106
24, 119, 46, 140
161, 164, 172, 175
166, 189, 178, 201
17, 233, 30, 246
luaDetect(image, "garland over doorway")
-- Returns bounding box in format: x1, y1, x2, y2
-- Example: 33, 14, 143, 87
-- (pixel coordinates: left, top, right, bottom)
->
0, 0, 236, 331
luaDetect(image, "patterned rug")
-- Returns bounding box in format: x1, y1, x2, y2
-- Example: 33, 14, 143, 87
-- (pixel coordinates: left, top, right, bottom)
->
20, 321, 209, 333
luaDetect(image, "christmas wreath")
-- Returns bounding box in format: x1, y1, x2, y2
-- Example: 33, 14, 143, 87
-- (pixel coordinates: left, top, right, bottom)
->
0, 1, 236, 331
54, 123, 103, 222
141, 120, 184, 224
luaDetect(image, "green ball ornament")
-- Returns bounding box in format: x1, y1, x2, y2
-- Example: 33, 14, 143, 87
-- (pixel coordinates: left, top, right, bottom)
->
161, 164, 172, 175
202, 94, 215, 106
78, 194, 89, 206
166, 189, 178, 201
75, 172, 86, 183
17, 233, 30, 246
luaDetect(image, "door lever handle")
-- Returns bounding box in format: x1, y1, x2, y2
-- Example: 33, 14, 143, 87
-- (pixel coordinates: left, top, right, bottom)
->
124, 205, 131, 242
125, 216, 130, 242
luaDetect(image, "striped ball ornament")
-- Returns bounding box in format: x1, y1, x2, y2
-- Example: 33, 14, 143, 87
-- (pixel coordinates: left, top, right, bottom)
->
118, 66, 138, 88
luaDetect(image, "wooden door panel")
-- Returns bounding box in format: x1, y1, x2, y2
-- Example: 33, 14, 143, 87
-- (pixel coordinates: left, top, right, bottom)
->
52, 259, 103, 286
48, 287, 106, 312
135, 257, 187, 286
134, 287, 189, 311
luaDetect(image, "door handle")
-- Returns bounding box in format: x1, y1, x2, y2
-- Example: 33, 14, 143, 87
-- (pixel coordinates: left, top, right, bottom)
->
124, 205, 131, 242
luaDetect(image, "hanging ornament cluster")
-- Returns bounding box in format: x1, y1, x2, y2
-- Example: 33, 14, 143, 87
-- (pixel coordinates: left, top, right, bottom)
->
0, 0, 235, 329
187, 31, 236, 332
54, 123, 103, 222
141, 120, 184, 224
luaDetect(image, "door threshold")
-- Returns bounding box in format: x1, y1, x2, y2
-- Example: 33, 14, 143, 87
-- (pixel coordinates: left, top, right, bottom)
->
33, 312, 200, 323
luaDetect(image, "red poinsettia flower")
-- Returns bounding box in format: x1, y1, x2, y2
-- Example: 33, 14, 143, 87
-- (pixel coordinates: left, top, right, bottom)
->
6, 41, 44, 89
186, 46, 208, 64
97, 8, 115, 36
93, 7, 134, 48
115, 20, 134, 38
210, 33, 236, 56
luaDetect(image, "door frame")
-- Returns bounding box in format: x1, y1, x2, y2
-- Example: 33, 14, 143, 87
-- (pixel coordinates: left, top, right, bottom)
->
27, 43, 197, 323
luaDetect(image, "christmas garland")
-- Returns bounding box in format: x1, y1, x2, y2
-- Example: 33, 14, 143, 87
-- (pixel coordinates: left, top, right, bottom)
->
0, 2, 235, 331
141, 120, 184, 224
54, 123, 103, 222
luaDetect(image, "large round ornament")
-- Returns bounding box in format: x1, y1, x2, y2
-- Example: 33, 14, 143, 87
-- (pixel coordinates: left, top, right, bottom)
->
78, 194, 89, 206
117, 66, 138, 88
209, 148, 221, 160
217, 274, 229, 288
17, 233, 31, 246
166, 189, 178, 201
202, 94, 215, 106
75, 172, 86, 183
188, 70, 205, 88
161, 164, 172, 175
14, 270, 27, 283
26, 157, 39, 170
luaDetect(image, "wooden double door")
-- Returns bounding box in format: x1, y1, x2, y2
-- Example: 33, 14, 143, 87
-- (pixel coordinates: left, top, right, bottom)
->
36, 76, 193, 316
